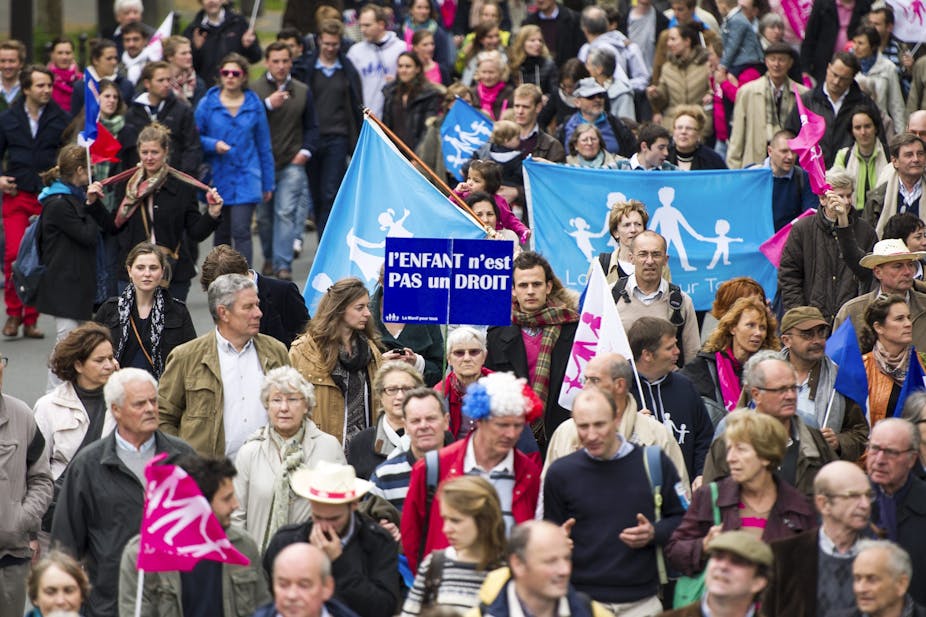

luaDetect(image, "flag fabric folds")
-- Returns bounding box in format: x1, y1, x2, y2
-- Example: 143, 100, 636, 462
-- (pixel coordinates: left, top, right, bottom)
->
524, 161, 776, 310
77, 69, 100, 146
759, 208, 815, 268
137, 453, 249, 572
885, 0, 926, 42
90, 122, 121, 164
825, 317, 869, 416
787, 86, 831, 195
303, 117, 486, 314
895, 347, 926, 417
439, 98, 493, 181
558, 258, 637, 410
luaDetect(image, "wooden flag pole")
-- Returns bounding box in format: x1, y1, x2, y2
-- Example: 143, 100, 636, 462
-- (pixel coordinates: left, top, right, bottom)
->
363, 109, 492, 234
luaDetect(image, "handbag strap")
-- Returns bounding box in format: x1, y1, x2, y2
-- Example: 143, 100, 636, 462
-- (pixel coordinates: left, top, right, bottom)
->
710, 482, 720, 525
129, 314, 156, 370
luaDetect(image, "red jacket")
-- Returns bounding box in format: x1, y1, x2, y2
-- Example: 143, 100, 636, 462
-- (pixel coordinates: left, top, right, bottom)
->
400, 432, 540, 572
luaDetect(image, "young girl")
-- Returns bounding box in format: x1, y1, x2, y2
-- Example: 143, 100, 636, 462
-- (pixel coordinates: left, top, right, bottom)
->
455, 160, 529, 243
400, 476, 507, 616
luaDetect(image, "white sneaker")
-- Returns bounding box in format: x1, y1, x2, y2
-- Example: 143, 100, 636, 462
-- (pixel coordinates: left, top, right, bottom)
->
293, 238, 303, 259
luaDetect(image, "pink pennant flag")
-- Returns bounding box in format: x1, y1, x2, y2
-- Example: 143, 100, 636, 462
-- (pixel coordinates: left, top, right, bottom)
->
787, 86, 831, 196
137, 453, 250, 572
759, 208, 816, 268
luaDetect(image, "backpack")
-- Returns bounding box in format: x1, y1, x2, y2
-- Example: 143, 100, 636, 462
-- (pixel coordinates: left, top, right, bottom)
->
12, 212, 45, 306
418, 449, 441, 564
609, 270, 687, 365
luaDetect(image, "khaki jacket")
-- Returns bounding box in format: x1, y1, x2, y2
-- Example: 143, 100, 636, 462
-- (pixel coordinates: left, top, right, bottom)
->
648, 48, 712, 138
288, 334, 382, 444
727, 77, 806, 169
117, 526, 270, 617
158, 331, 290, 457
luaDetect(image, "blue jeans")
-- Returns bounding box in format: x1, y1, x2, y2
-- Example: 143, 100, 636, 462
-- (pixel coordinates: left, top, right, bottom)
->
259, 163, 311, 271
309, 134, 350, 240
214, 204, 257, 266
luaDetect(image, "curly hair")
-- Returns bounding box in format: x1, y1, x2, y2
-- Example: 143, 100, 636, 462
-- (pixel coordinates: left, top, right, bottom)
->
703, 296, 779, 353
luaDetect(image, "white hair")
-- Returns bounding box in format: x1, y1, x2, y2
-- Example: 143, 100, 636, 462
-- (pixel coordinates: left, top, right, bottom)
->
104, 368, 157, 410
113, 0, 143, 15
446, 326, 487, 354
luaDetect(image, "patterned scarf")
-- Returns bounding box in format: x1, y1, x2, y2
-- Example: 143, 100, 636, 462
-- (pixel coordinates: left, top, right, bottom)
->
102, 164, 213, 228
764, 78, 787, 148
512, 304, 579, 439
169, 67, 199, 102
332, 334, 372, 446
873, 341, 911, 385
715, 349, 743, 411
116, 283, 168, 376
263, 421, 307, 552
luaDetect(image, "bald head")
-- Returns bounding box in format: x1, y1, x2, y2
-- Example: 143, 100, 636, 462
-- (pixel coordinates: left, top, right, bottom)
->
908, 110, 926, 140
273, 543, 334, 617
814, 460, 870, 497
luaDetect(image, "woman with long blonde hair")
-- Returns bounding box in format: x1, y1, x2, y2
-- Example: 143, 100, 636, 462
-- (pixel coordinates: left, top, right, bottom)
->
289, 278, 383, 447
508, 25, 556, 94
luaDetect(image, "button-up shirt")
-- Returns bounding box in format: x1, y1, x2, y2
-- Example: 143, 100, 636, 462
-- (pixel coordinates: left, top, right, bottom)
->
464, 438, 516, 533
216, 328, 268, 459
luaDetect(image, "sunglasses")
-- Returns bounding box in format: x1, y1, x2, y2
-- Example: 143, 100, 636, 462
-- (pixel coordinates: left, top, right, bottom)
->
451, 348, 483, 358
220, 69, 243, 78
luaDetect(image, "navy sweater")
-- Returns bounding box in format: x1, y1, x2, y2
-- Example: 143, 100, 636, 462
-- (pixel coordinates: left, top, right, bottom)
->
544, 446, 685, 603
632, 371, 713, 479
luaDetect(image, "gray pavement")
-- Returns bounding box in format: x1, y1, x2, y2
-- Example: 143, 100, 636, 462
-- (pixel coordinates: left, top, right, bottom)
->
4, 232, 317, 407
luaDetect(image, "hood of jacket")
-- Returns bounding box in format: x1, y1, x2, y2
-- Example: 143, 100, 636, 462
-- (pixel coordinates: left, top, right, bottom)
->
668, 45, 709, 68
38, 179, 83, 202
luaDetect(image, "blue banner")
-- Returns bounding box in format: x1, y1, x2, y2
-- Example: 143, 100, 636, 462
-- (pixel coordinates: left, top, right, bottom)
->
304, 118, 486, 314
440, 98, 493, 181
524, 161, 776, 310
383, 237, 514, 325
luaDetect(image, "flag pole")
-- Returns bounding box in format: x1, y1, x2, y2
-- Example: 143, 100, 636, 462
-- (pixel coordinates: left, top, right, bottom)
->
363, 109, 489, 230
86, 146, 93, 185
821, 388, 836, 429
134, 570, 144, 617
248, 0, 262, 31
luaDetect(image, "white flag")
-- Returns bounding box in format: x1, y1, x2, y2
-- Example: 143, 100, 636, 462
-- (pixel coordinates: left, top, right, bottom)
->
558, 259, 638, 410
144, 12, 174, 62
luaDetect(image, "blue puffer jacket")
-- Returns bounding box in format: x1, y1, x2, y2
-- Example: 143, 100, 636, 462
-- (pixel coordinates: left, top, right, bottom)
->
194, 86, 275, 205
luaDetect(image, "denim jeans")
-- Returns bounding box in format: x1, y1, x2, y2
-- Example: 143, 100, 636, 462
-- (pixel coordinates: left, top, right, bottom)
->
260, 163, 311, 272
308, 134, 350, 240
214, 204, 257, 266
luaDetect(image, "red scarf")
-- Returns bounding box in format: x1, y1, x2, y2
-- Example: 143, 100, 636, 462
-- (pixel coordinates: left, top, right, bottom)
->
477, 81, 508, 120
48, 63, 80, 114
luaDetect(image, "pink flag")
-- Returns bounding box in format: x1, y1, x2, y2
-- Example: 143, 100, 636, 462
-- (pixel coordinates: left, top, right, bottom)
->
137, 454, 250, 572
759, 208, 816, 268
787, 87, 831, 196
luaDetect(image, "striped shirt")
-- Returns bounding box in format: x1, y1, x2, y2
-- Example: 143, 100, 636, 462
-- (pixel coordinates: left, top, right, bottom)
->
464, 440, 516, 534
400, 549, 489, 616
369, 450, 417, 512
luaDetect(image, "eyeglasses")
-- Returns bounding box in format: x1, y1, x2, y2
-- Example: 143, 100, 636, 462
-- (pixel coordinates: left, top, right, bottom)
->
581, 375, 603, 385
867, 443, 915, 458
383, 385, 415, 396
269, 396, 304, 408
755, 384, 799, 395
220, 69, 243, 78
634, 251, 664, 262
790, 326, 830, 340
826, 489, 875, 502
451, 348, 483, 358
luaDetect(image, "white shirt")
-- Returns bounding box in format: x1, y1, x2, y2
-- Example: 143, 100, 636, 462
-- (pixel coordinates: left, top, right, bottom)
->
626, 274, 668, 305
27, 105, 45, 138
464, 437, 516, 533
216, 328, 268, 460
822, 83, 848, 117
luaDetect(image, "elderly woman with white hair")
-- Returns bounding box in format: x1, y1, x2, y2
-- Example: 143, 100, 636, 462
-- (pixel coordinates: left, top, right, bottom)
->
233, 366, 345, 551
435, 326, 491, 439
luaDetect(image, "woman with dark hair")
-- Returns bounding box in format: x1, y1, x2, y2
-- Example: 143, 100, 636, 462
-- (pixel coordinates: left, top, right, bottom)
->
403, 0, 455, 77
93, 242, 196, 377
851, 25, 906, 137
401, 475, 507, 615
538, 58, 589, 135
290, 277, 383, 446
194, 52, 275, 265
382, 52, 443, 150
70, 38, 134, 113
465, 191, 520, 244
883, 213, 926, 286
647, 24, 712, 136
863, 295, 926, 424
47, 37, 80, 114
412, 31, 452, 87
833, 106, 889, 210
566, 123, 623, 168
668, 105, 727, 169
460, 24, 508, 87
683, 297, 780, 423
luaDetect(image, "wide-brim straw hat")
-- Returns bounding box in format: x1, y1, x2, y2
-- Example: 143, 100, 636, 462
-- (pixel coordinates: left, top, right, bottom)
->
290, 461, 372, 504
859, 238, 926, 268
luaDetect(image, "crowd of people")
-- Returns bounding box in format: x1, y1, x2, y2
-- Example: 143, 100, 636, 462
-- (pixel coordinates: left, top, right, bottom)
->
4, 0, 926, 616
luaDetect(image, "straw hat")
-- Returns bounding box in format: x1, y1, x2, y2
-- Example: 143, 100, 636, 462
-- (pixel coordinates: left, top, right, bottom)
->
290, 461, 372, 504
859, 239, 926, 268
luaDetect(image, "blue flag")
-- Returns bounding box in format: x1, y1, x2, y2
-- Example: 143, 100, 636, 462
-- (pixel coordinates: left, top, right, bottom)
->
77, 69, 99, 145
895, 347, 926, 417
524, 161, 776, 310
440, 98, 493, 181
825, 317, 869, 416
303, 118, 486, 314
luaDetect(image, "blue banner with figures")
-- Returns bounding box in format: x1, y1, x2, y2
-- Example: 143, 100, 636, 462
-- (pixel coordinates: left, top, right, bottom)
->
303, 118, 487, 315
524, 161, 776, 310
383, 237, 514, 325
440, 98, 493, 181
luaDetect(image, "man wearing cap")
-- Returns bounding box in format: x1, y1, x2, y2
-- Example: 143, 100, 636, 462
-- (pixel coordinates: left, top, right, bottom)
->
615, 123, 678, 171
262, 461, 400, 617
864, 133, 926, 236
561, 77, 636, 158
833, 238, 926, 352
763, 461, 874, 617
544, 387, 686, 614
850, 540, 926, 617
727, 42, 807, 169
660, 531, 772, 617
401, 371, 542, 573
779, 306, 869, 462
779, 166, 878, 324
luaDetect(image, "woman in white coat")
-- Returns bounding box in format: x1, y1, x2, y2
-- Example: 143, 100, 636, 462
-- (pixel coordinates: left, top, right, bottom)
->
233, 366, 346, 551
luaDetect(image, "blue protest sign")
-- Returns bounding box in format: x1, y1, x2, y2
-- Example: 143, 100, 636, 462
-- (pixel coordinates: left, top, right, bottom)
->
440, 98, 493, 181
383, 237, 513, 325
524, 161, 776, 310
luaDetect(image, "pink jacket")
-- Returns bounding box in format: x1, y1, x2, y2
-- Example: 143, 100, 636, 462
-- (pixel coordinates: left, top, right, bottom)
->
454, 188, 530, 243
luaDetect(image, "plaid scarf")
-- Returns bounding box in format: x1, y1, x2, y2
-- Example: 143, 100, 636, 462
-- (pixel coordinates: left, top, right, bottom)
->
512, 304, 578, 440
169, 67, 199, 102
102, 164, 213, 228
